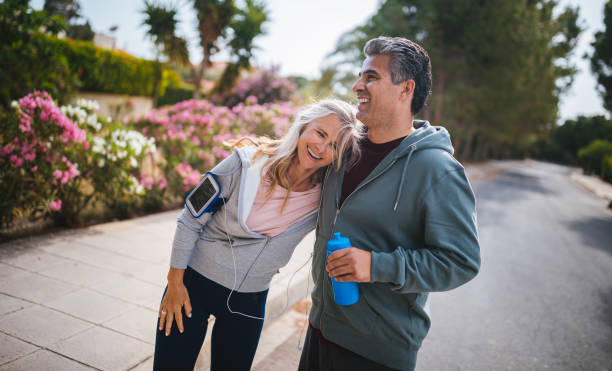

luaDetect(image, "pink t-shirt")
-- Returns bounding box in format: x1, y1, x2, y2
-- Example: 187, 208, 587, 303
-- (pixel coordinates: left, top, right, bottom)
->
246, 180, 321, 237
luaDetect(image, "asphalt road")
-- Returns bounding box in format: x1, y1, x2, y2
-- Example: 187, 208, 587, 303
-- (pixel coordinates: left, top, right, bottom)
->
418, 161, 612, 371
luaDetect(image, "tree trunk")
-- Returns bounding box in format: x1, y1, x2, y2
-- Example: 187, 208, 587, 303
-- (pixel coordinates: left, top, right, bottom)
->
191, 63, 206, 100
460, 127, 476, 162
433, 67, 445, 125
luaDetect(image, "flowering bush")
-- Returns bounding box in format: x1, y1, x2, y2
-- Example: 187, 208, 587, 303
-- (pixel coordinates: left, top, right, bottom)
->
1, 92, 87, 226
1, 90, 297, 229
219, 67, 298, 108
0, 92, 156, 227
129, 98, 298, 202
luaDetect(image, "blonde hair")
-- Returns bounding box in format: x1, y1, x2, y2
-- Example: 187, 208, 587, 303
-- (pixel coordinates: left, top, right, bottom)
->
227, 99, 363, 208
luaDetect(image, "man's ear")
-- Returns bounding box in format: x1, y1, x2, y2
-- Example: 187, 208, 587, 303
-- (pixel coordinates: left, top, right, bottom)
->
400, 80, 415, 101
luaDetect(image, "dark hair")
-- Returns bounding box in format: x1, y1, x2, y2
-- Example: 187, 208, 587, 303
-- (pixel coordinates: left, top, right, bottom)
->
364, 36, 432, 115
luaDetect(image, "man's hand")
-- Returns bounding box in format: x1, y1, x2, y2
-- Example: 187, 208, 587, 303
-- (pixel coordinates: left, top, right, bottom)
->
326, 247, 371, 282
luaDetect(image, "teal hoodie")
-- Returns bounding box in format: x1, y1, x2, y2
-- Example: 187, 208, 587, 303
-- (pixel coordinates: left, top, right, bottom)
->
309, 120, 480, 370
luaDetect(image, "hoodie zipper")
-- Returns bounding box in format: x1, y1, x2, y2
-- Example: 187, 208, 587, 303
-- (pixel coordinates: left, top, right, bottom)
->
319, 159, 397, 332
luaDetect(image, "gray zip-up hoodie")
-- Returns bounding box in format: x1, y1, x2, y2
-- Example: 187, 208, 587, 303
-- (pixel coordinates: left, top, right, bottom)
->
170, 146, 317, 292
310, 121, 480, 370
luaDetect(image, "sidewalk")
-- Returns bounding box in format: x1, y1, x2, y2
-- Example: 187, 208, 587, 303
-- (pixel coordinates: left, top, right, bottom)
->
0, 210, 314, 370
4, 159, 605, 370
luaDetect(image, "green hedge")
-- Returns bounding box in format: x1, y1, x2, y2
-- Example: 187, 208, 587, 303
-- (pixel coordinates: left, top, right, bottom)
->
157, 84, 195, 106
48, 36, 172, 96
578, 140, 612, 180
1, 33, 179, 107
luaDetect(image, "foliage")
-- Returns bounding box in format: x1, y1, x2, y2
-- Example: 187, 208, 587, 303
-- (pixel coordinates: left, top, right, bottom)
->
602, 154, 612, 182
141, 1, 190, 105
0, 0, 76, 107
548, 115, 612, 163
48, 36, 169, 96
591, 0, 612, 113
217, 67, 298, 107
1, 89, 299, 228
0, 92, 156, 227
577, 140, 612, 179
328, 0, 581, 161
157, 84, 195, 107
0, 1, 181, 107
129, 98, 297, 204
43, 0, 93, 41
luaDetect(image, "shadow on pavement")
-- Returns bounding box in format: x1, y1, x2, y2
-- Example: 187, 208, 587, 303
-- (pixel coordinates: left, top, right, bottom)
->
565, 216, 612, 257
476, 170, 556, 201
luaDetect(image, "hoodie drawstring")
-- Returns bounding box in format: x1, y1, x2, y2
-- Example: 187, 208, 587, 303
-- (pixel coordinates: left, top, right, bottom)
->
394, 144, 416, 211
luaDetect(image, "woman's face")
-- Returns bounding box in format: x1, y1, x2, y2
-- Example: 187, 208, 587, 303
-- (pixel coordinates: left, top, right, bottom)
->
295, 114, 342, 173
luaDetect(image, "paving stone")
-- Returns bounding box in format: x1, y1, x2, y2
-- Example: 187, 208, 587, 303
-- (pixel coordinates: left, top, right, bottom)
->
45, 288, 136, 324
0, 349, 95, 371
48, 326, 153, 371
77, 233, 169, 265
0, 306, 91, 347
129, 356, 153, 371
129, 263, 168, 285
38, 261, 125, 287
92, 275, 162, 310
0, 272, 78, 303
103, 306, 158, 344
1, 250, 70, 272
0, 294, 32, 316
0, 264, 29, 282
40, 242, 145, 273
0, 332, 37, 366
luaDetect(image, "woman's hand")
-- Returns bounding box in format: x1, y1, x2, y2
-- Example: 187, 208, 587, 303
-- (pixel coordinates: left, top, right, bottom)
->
158, 267, 193, 336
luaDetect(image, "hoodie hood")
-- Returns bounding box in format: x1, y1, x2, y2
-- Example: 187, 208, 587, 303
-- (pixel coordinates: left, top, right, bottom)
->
391, 120, 454, 160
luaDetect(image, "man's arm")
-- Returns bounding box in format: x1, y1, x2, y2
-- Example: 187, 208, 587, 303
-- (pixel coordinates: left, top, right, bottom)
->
327, 168, 480, 292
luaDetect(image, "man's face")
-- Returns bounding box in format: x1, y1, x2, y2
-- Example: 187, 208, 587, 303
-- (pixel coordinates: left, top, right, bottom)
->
352, 54, 403, 129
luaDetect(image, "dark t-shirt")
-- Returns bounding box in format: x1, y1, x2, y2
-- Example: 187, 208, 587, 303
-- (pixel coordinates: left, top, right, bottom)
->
339, 135, 406, 207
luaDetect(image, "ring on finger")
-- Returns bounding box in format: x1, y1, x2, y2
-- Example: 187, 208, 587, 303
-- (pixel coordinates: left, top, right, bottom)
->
161, 309, 167, 315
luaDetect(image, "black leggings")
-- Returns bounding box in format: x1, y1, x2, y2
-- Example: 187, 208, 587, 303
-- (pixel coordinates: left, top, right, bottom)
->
153, 266, 268, 371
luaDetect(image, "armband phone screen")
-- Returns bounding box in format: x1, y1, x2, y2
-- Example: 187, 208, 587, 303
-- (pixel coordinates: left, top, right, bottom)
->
190, 177, 217, 212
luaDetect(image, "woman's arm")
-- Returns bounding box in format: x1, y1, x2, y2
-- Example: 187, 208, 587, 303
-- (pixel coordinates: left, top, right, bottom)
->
159, 150, 242, 335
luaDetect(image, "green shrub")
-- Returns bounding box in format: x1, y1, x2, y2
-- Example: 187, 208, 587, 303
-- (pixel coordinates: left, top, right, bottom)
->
0, 1, 77, 107
157, 84, 194, 107
602, 155, 612, 183
48, 36, 164, 96
577, 140, 612, 177
0, 3, 180, 107
0, 91, 155, 227
548, 116, 612, 164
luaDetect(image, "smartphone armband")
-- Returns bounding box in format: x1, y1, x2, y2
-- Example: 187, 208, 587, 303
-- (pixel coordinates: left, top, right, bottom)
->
185, 172, 222, 218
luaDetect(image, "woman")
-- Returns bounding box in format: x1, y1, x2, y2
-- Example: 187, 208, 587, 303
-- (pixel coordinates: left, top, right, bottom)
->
153, 99, 363, 371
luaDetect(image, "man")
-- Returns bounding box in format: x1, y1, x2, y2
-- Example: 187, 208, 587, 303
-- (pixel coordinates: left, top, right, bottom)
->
298, 36, 481, 371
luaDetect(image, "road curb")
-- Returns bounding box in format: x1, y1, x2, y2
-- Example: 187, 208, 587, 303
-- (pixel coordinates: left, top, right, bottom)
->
570, 169, 612, 201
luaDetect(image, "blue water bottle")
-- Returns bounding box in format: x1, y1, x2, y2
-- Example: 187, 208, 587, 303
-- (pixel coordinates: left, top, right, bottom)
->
327, 232, 360, 306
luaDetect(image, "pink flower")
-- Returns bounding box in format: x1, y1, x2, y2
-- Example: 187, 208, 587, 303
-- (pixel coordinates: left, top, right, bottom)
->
246, 95, 258, 105
31, 165, 38, 172
139, 174, 155, 190
49, 200, 62, 211
1, 145, 13, 156
53, 169, 63, 179
158, 177, 167, 190
24, 152, 36, 162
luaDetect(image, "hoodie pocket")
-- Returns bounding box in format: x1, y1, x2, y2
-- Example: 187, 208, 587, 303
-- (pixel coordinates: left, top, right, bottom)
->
322, 282, 379, 335
364, 290, 428, 348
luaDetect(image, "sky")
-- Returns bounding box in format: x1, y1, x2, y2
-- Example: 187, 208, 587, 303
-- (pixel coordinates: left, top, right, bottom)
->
30, 0, 609, 123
